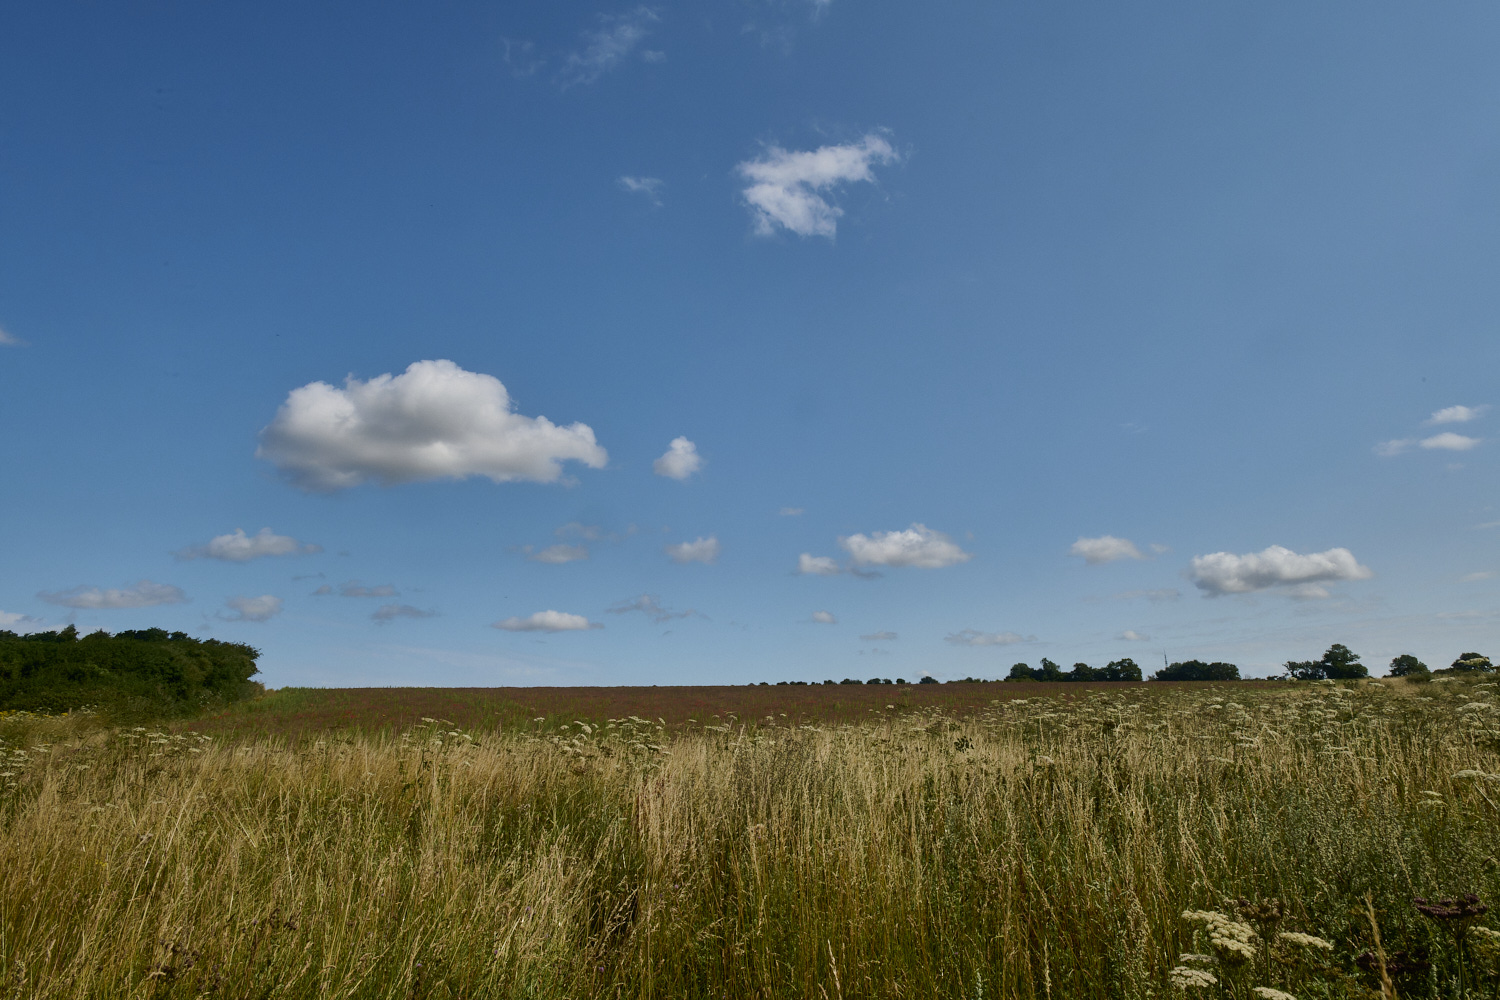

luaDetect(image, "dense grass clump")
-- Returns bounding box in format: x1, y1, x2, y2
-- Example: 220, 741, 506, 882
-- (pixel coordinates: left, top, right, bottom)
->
0, 627, 261, 717
2, 678, 1499, 998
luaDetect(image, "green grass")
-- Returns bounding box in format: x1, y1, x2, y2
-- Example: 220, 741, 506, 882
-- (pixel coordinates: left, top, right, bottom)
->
2, 677, 1498, 998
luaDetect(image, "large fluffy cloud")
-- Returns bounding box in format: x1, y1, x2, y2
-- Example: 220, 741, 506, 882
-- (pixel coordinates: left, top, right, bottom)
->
1069, 535, 1144, 564
221, 595, 283, 622
839, 524, 970, 569
177, 527, 321, 562
653, 437, 703, 480
493, 610, 601, 632
256, 360, 607, 492
737, 133, 898, 238
1188, 545, 1373, 597
666, 536, 720, 564
39, 580, 187, 609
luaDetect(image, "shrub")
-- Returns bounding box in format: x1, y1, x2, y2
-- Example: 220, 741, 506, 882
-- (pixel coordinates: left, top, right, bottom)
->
1387, 654, 1429, 678
1151, 660, 1240, 681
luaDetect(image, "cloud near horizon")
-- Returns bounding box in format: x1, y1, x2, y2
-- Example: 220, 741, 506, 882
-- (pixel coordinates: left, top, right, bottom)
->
492, 610, 601, 632
653, 437, 703, 480
39, 580, 187, 610
1069, 535, 1144, 564
177, 527, 321, 562
1187, 544, 1372, 598
221, 595, 283, 622
256, 360, 606, 492
839, 523, 970, 569
737, 133, 898, 238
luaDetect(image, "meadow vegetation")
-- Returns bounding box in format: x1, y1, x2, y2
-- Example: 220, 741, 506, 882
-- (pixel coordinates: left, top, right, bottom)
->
2, 676, 1499, 998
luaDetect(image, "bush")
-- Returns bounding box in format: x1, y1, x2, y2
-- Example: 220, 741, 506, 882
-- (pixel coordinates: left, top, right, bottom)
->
1151, 660, 1240, 682
0, 626, 261, 716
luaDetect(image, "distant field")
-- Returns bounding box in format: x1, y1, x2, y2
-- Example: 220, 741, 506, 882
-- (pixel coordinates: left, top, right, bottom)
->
185, 680, 1270, 737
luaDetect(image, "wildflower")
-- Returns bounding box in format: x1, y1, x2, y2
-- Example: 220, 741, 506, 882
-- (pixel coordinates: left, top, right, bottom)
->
1277, 932, 1333, 950
1252, 989, 1296, 1000
1168, 966, 1218, 989
1183, 910, 1257, 962
1177, 954, 1216, 966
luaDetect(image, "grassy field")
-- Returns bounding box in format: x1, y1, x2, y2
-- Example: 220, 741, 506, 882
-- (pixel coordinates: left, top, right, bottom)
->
2, 677, 1499, 999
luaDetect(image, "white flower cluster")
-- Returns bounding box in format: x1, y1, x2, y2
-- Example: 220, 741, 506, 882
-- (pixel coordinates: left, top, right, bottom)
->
1253, 988, 1298, 1000
1277, 931, 1333, 950
1183, 910, 1257, 962
1168, 966, 1218, 989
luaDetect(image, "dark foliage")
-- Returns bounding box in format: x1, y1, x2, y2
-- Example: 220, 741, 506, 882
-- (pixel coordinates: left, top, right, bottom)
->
1387, 653, 1429, 678
0, 626, 261, 715
1005, 657, 1142, 683
1444, 651, 1493, 673
1149, 660, 1240, 682
1284, 643, 1367, 680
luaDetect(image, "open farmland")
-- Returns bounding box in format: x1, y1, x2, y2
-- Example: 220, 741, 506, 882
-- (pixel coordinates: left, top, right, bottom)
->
2, 677, 1499, 999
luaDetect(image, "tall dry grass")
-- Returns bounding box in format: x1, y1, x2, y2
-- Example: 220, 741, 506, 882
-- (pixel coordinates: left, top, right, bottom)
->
2, 679, 1498, 999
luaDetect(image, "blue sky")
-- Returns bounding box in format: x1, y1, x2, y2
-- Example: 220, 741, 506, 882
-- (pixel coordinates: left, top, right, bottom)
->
2, 1, 1498, 685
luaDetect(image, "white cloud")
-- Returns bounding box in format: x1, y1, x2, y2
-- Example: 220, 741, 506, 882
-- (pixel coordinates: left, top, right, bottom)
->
1461, 571, 1495, 583
0, 324, 22, 346
1069, 535, 1144, 565
221, 595, 283, 622
500, 37, 545, 77
737, 133, 899, 239
493, 610, 601, 632
340, 582, 397, 598
810, 610, 837, 624
839, 523, 970, 569
666, 536, 719, 564
607, 594, 698, 623
1429, 404, 1488, 425
1119, 629, 1150, 641
860, 630, 898, 641
559, 6, 660, 87
1375, 438, 1414, 457
779, 507, 804, 516
177, 527, 321, 562
1420, 432, 1481, 451
618, 176, 664, 206
527, 544, 588, 564
797, 553, 840, 576
653, 437, 703, 480
0, 611, 43, 628
556, 522, 607, 541
256, 359, 606, 492
373, 604, 438, 624
944, 629, 1032, 647
39, 580, 187, 610
1187, 545, 1373, 597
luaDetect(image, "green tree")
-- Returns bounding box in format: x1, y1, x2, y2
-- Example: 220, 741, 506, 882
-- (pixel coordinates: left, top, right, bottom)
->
1066, 662, 1098, 682
1102, 658, 1143, 682
1387, 654, 1429, 678
1151, 660, 1240, 681
1285, 644, 1368, 680
1007, 662, 1038, 681
1449, 652, 1494, 673
1038, 658, 1064, 681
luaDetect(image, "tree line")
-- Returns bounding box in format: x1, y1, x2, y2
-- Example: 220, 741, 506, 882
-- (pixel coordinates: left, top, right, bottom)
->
0, 626, 262, 715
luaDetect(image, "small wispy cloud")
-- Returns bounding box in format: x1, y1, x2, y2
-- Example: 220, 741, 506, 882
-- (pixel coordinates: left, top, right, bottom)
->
220, 595, 283, 623
1461, 571, 1495, 583
39, 580, 187, 610
1069, 535, 1144, 565
797, 553, 840, 576
665, 536, 719, 564
338, 581, 398, 598
1428, 404, 1488, 425
526, 544, 589, 565
0, 324, 23, 347
1112, 588, 1181, 602
618, 175, 664, 206
944, 629, 1033, 647
177, 527, 322, 562
779, 506, 804, 516
1118, 629, 1150, 641
500, 37, 545, 77
860, 630, 898, 641
737, 132, 898, 239
372, 604, 437, 624
607, 594, 700, 623
810, 610, 837, 624
0, 610, 45, 628
492, 610, 601, 632
559, 6, 660, 87
1420, 432, 1481, 452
